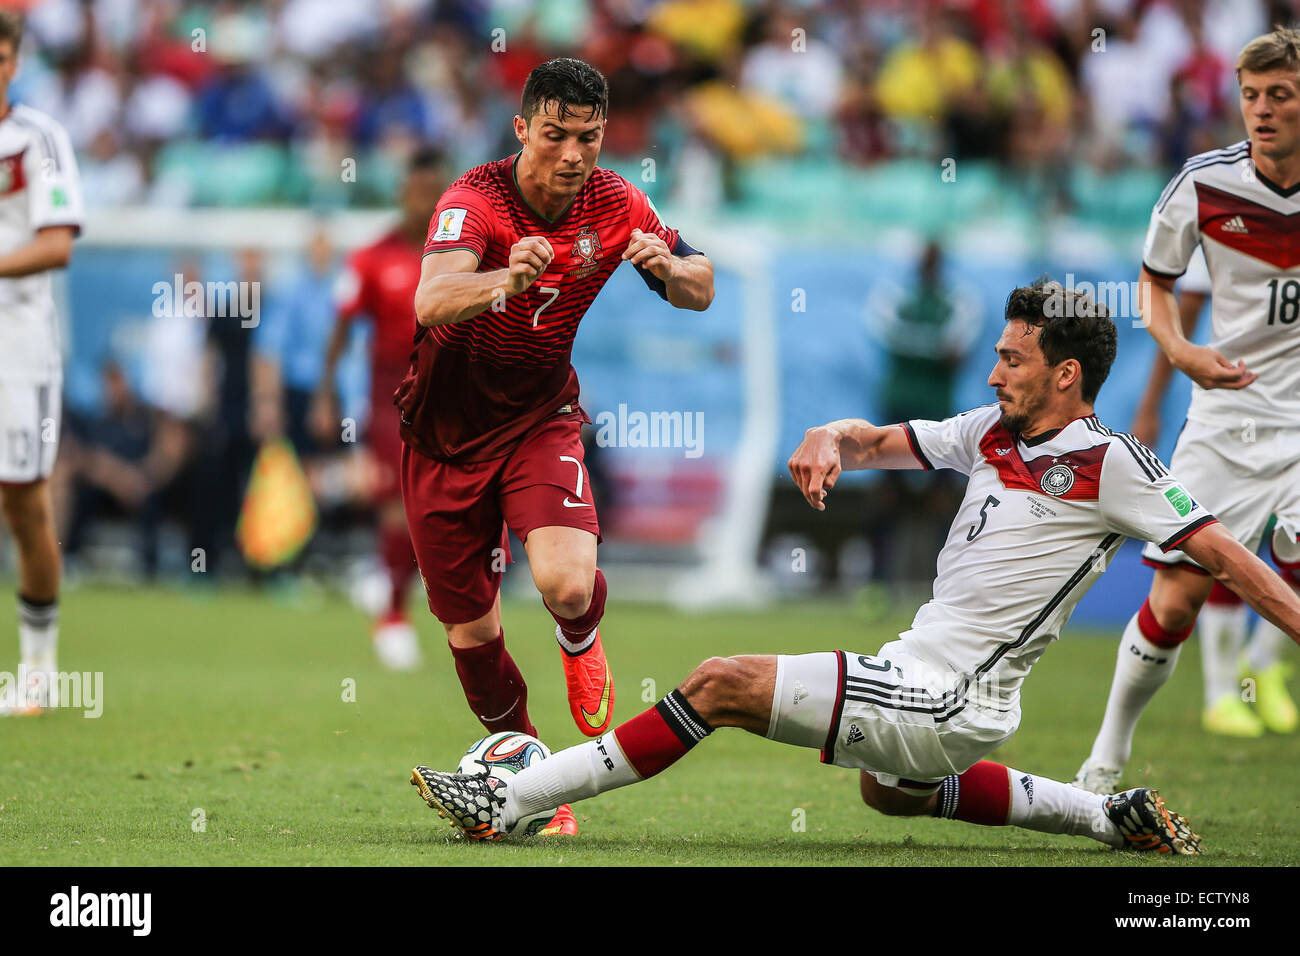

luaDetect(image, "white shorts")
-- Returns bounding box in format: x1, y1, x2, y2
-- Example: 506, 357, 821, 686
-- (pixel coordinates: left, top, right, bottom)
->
1142, 420, 1300, 572
768, 642, 1019, 795
0, 379, 60, 483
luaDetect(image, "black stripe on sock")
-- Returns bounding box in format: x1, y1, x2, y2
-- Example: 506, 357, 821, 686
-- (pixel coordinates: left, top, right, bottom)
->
18, 594, 57, 628
655, 689, 713, 748
933, 775, 960, 819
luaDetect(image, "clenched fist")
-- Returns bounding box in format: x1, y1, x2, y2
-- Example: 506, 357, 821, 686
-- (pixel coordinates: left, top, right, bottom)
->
622, 228, 674, 282
507, 236, 554, 295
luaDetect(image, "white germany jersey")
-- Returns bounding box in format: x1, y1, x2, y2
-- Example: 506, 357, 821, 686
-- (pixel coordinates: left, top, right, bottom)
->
1143, 140, 1299, 429
899, 404, 1216, 701
0, 104, 83, 383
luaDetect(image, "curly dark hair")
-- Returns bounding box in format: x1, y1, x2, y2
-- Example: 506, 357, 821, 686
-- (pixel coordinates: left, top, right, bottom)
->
1003, 277, 1118, 404
522, 58, 609, 124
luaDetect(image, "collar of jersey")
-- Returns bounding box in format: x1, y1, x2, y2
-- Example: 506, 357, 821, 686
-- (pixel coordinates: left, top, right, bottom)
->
1253, 163, 1300, 199
1018, 412, 1095, 448
511, 152, 579, 227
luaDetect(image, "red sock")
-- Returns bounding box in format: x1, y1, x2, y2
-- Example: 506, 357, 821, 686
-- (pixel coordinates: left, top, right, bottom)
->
611, 689, 712, 778
1205, 581, 1242, 607
1137, 597, 1194, 648
448, 630, 537, 737
379, 525, 417, 619
548, 568, 607, 653
933, 760, 1011, 825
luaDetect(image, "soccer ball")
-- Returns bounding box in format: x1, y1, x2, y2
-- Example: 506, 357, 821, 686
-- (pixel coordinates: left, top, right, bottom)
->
457, 731, 555, 838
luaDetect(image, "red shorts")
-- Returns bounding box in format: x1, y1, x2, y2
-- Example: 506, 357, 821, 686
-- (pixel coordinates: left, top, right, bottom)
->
401, 417, 600, 624
367, 368, 408, 503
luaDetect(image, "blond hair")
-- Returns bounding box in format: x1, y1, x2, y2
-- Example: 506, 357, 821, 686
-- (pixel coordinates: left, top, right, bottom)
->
1238, 26, 1300, 76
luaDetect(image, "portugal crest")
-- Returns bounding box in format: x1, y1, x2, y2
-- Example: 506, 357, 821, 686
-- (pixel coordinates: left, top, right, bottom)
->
1040, 463, 1075, 497
571, 227, 602, 269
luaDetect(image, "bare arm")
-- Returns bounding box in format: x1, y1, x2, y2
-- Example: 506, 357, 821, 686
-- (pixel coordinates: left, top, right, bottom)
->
1138, 266, 1256, 391
1132, 288, 1204, 445
309, 313, 352, 442
414, 239, 553, 328
0, 226, 74, 278
1181, 522, 1300, 644
788, 420, 923, 511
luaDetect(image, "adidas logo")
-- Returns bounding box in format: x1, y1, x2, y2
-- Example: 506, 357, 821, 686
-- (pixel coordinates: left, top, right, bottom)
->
792, 680, 809, 705
1221, 215, 1249, 234
996, 447, 1013, 456
1019, 774, 1034, 805
845, 723, 865, 745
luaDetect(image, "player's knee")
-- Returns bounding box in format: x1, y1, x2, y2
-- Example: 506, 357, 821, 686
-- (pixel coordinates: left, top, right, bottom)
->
680, 656, 741, 717
539, 576, 592, 619
1147, 591, 1200, 634
0, 488, 45, 536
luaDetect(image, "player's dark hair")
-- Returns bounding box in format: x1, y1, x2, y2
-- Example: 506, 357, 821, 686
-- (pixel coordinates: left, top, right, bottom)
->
408, 145, 445, 175
1237, 25, 1300, 77
0, 10, 23, 52
521, 58, 608, 124
1003, 277, 1118, 404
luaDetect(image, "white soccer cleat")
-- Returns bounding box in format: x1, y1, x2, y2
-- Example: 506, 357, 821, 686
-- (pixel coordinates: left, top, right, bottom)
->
373, 618, 422, 671
1072, 760, 1122, 795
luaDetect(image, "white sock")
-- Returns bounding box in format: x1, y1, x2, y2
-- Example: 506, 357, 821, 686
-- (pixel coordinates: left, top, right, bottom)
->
18, 595, 58, 673
1006, 767, 1122, 847
1246, 616, 1289, 673
502, 733, 640, 827
1198, 602, 1247, 705
1088, 612, 1181, 769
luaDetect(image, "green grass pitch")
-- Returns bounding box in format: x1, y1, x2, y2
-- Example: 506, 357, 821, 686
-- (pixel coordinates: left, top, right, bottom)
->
2, 583, 1296, 866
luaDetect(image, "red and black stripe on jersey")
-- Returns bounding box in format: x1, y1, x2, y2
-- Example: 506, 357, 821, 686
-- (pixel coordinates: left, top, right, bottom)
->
978, 423, 1107, 501
1195, 181, 1300, 270
398, 155, 695, 463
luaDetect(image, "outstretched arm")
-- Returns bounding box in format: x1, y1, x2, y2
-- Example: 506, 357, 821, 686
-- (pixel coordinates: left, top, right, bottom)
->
1180, 522, 1300, 644
787, 420, 922, 511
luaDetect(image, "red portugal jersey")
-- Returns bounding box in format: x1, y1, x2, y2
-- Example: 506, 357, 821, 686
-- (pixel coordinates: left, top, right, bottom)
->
396, 153, 697, 463
335, 229, 424, 387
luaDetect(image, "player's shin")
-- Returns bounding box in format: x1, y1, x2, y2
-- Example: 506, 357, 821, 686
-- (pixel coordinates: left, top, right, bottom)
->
1199, 582, 1246, 706
449, 629, 538, 737
500, 689, 713, 826
933, 760, 1121, 847
1087, 602, 1187, 769
379, 524, 417, 618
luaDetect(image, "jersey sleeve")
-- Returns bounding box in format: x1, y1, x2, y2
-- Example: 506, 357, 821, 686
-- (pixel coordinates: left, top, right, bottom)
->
1142, 167, 1199, 281
424, 184, 496, 263
334, 250, 369, 322
901, 405, 996, 476
24, 119, 83, 234
1177, 243, 1211, 295
1098, 439, 1217, 550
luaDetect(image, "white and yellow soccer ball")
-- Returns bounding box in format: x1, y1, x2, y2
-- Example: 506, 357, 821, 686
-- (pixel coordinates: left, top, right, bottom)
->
457, 731, 555, 838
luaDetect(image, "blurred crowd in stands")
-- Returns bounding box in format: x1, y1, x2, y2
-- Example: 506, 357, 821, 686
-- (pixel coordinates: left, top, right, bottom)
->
8, 0, 1285, 212
24, 0, 1287, 590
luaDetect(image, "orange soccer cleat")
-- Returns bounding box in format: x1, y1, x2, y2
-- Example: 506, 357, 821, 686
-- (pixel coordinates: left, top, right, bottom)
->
535, 804, 578, 837
559, 627, 614, 737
